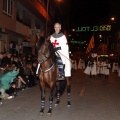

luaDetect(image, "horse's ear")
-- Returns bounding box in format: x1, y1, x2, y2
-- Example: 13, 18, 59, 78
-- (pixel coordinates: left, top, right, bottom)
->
45, 36, 51, 41
37, 37, 45, 50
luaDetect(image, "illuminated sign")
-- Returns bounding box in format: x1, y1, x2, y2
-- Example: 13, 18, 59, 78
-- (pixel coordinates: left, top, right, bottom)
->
76, 25, 111, 32
70, 41, 84, 44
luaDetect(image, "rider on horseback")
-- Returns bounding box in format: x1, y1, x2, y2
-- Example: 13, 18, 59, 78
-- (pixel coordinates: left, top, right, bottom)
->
50, 22, 71, 80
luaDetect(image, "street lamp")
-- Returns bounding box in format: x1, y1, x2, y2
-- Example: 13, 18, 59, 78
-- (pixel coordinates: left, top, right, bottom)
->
111, 17, 115, 21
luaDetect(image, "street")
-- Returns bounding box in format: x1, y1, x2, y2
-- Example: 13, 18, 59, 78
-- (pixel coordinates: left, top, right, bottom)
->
0, 69, 120, 120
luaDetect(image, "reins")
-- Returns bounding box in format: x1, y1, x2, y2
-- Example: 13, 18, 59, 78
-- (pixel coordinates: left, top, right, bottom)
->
56, 51, 72, 63
37, 51, 50, 64
37, 41, 56, 73
39, 63, 55, 73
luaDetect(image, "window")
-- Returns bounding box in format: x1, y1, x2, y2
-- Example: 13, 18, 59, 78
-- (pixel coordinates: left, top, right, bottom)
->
3, 0, 14, 17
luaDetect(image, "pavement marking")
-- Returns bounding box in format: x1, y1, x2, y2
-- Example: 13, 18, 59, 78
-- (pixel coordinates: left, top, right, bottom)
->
79, 87, 85, 96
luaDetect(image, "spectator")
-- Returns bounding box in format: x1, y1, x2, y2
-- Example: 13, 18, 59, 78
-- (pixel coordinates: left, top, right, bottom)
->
15, 43, 20, 57
12, 56, 22, 68
5, 82, 17, 99
9, 41, 13, 54
1, 52, 12, 66
0, 53, 3, 65
19, 43, 23, 55
32, 61, 38, 85
0, 68, 19, 97
24, 62, 36, 87
12, 57, 26, 90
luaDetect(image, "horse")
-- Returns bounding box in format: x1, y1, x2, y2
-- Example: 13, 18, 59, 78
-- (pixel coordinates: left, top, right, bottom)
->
37, 37, 71, 116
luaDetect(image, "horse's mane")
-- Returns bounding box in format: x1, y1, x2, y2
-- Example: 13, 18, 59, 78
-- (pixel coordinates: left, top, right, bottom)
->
37, 37, 45, 51
47, 40, 56, 63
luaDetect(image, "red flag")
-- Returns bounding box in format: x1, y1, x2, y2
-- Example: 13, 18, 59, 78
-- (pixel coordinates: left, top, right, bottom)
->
86, 35, 95, 53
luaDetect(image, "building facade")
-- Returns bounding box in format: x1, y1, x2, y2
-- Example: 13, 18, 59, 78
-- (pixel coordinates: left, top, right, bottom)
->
0, 0, 59, 54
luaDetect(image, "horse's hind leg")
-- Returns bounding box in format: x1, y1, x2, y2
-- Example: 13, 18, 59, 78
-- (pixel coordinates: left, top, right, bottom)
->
66, 77, 71, 107
55, 85, 60, 107
67, 85, 71, 107
47, 87, 54, 116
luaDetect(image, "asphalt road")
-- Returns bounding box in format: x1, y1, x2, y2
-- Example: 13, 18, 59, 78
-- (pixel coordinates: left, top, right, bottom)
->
0, 69, 120, 120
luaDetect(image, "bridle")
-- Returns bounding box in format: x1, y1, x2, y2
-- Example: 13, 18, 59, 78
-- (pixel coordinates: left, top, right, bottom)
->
37, 42, 55, 73
38, 51, 50, 64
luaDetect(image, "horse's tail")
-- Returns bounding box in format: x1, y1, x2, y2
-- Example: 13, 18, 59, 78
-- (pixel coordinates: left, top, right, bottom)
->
55, 80, 67, 97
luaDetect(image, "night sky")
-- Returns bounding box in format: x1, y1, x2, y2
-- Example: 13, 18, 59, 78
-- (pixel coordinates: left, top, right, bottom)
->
69, 0, 120, 28
68, 0, 120, 52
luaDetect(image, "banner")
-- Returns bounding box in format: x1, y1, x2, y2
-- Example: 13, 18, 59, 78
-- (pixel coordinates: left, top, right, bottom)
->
86, 35, 95, 53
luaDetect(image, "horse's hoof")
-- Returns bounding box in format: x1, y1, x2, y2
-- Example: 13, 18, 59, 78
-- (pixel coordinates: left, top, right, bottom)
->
67, 102, 71, 108
55, 103, 58, 107
55, 101, 60, 107
47, 111, 52, 117
67, 104, 71, 108
39, 110, 44, 117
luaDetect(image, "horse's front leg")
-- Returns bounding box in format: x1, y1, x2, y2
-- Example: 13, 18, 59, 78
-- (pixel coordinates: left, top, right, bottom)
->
39, 83, 45, 116
55, 83, 60, 107
47, 86, 54, 116
66, 77, 71, 107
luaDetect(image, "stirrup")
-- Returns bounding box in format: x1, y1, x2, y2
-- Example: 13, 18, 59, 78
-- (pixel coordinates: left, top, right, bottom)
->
58, 74, 65, 80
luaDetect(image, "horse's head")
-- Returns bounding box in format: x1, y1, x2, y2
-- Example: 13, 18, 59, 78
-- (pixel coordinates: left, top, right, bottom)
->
38, 39, 56, 64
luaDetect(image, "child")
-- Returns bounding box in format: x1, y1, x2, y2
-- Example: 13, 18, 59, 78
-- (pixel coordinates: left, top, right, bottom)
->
5, 82, 17, 99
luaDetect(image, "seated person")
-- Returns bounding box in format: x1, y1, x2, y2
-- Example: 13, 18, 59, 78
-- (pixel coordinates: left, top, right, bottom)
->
12, 58, 27, 90
24, 62, 36, 87
0, 67, 19, 96
5, 82, 17, 99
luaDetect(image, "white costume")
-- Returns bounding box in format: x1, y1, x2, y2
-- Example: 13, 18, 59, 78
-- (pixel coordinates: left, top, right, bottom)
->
50, 33, 71, 77
97, 61, 103, 74
103, 62, 111, 75
112, 62, 118, 72
91, 61, 97, 75
84, 61, 92, 75
71, 59, 77, 70
78, 59, 85, 70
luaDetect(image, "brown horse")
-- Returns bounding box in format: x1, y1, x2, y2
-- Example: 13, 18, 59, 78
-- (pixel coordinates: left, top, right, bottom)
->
37, 37, 71, 116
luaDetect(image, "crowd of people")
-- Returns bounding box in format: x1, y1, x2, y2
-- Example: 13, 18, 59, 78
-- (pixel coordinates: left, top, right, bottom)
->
71, 56, 120, 79
0, 52, 38, 104
0, 50, 120, 104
